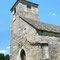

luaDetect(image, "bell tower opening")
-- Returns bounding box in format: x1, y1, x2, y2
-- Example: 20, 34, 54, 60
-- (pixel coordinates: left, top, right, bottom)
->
20, 49, 26, 60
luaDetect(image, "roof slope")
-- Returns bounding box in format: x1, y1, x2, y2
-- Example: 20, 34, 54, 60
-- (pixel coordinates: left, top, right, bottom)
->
19, 16, 60, 34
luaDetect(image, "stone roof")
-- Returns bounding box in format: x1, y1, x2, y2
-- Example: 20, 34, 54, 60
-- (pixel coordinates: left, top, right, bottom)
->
19, 16, 60, 34
10, 0, 38, 11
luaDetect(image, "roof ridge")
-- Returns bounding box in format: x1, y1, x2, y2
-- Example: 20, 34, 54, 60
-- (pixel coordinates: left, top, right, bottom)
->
19, 16, 60, 34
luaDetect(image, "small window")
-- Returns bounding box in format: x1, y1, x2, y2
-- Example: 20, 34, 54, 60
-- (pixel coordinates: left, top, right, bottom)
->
27, 5, 31, 9
13, 8, 16, 21
41, 43, 50, 60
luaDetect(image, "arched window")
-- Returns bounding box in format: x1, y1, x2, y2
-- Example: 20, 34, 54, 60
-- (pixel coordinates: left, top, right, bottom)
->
20, 49, 26, 60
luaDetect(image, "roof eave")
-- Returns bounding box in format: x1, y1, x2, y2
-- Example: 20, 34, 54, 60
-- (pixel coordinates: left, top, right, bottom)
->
19, 16, 60, 34
10, 0, 39, 11
10, 0, 18, 11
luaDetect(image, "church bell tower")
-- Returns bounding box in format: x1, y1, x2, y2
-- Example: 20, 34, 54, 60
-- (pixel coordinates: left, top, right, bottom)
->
11, 0, 39, 21
10, 0, 40, 60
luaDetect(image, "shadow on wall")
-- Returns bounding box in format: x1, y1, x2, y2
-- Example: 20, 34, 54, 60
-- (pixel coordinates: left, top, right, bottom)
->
37, 30, 60, 38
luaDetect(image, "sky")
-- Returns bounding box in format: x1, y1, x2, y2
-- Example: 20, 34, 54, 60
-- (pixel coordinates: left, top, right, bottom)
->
0, 0, 60, 55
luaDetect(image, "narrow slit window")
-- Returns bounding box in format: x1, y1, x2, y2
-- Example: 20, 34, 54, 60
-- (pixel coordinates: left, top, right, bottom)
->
27, 5, 31, 9
41, 43, 50, 60
13, 8, 16, 21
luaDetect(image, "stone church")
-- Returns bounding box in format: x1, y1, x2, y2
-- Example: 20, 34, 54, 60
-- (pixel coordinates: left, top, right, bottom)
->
10, 0, 60, 60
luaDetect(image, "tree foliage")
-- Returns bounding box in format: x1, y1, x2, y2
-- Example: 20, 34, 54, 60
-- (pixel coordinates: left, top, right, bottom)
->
5, 54, 10, 60
0, 53, 9, 60
0, 53, 5, 60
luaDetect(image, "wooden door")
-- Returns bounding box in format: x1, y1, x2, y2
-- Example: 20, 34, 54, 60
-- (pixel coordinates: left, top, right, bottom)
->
20, 49, 26, 60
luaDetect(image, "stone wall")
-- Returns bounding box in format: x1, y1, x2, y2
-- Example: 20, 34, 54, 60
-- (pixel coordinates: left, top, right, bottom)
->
10, 15, 41, 60
10, 14, 60, 60
15, 1, 39, 21
10, 0, 60, 60
37, 31, 60, 60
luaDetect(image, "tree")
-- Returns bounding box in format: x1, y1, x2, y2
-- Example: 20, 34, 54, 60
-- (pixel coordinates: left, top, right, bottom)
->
0, 53, 5, 60
5, 54, 10, 60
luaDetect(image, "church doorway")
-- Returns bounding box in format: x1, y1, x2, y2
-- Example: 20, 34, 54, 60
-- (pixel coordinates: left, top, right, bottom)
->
20, 49, 26, 60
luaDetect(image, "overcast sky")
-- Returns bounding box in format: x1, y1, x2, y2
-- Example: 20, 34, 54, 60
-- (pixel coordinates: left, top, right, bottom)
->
0, 0, 60, 55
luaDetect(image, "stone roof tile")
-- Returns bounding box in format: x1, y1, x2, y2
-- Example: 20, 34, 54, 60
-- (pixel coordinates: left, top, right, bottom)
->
19, 16, 60, 34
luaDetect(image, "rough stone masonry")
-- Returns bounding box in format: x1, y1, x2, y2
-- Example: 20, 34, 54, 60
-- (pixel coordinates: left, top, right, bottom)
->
10, 0, 60, 60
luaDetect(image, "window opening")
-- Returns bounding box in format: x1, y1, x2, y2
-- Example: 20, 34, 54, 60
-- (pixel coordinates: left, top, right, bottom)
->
27, 5, 31, 9
13, 8, 16, 21
41, 43, 50, 60
20, 49, 26, 60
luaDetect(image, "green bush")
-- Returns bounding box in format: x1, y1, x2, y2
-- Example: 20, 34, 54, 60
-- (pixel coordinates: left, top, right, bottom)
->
0, 54, 5, 60
5, 54, 9, 60
0, 53, 9, 60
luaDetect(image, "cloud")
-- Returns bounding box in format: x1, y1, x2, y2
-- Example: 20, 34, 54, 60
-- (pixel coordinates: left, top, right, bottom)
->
52, 13, 56, 16
6, 46, 10, 49
0, 50, 7, 53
